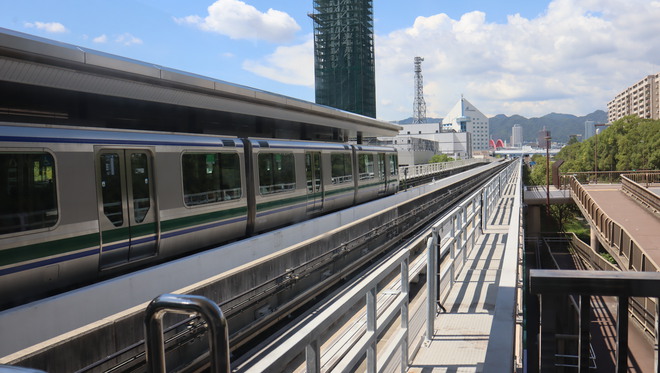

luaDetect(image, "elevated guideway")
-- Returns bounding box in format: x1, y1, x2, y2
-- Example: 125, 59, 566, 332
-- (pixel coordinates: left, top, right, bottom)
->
0, 161, 511, 372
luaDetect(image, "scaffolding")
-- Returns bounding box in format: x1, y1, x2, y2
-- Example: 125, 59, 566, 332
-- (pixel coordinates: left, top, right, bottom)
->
310, 0, 376, 118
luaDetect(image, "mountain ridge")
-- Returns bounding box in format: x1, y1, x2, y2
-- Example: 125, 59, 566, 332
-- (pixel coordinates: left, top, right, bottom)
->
393, 110, 608, 143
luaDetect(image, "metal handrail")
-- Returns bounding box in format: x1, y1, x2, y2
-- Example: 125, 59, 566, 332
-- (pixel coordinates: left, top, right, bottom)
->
529, 270, 660, 373
568, 176, 660, 272
621, 174, 660, 214
144, 294, 230, 373
240, 160, 517, 372
399, 158, 484, 180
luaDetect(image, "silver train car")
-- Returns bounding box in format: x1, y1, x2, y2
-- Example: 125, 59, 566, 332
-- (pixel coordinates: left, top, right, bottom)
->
0, 123, 398, 307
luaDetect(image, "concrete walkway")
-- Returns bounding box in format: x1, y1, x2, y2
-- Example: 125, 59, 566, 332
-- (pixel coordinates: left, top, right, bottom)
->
409, 169, 520, 372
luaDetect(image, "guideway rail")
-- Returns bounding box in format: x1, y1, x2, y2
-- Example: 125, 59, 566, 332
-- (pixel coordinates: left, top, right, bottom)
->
235, 160, 518, 372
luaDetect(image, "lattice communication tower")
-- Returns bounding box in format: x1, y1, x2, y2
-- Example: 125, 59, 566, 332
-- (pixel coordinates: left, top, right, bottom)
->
412, 56, 426, 124
310, 0, 376, 118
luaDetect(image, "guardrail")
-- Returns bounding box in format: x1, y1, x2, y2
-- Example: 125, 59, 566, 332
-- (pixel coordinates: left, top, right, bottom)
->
528, 270, 660, 373
621, 173, 660, 215
568, 176, 660, 272
238, 160, 520, 372
558, 170, 660, 190
399, 158, 484, 181
241, 249, 411, 373
144, 294, 230, 373
541, 232, 660, 343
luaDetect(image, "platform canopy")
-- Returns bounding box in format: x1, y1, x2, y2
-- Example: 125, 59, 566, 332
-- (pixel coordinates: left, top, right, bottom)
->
0, 28, 400, 141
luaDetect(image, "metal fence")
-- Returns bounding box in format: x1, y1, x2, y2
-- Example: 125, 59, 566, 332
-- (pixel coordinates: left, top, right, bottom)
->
399, 158, 484, 181
232, 159, 519, 372
528, 270, 660, 373
621, 173, 660, 215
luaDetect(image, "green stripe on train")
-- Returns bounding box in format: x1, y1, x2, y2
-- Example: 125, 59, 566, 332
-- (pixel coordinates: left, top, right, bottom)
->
1, 209, 247, 268
0, 233, 100, 267
160, 206, 248, 232
256, 186, 355, 212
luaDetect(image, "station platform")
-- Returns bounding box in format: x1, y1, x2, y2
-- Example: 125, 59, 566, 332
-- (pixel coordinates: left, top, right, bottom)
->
582, 184, 660, 263
409, 165, 520, 372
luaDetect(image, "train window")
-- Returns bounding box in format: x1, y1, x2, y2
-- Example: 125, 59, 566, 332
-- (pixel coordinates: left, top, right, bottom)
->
258, 153, 295, 195
182, 153, 242, 206
331, 153, 353, 184
358, 154, 374, 180
100, 153, 124, 227
389, 154, 398, 176
0, 153, 58, 235
130, 153, 150, 223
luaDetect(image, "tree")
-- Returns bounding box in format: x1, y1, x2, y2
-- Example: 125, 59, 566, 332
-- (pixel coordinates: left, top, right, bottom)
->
555, 116, 660, 172
549, 203, 580, 231
429, 154, 454, 163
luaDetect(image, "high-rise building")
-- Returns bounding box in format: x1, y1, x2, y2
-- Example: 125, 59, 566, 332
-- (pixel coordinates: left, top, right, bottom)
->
310, 0, 376, 118
511, 124, 523, 148
607, 73, 660, 122
442, 97, 489, 151
584, 120, 596, 140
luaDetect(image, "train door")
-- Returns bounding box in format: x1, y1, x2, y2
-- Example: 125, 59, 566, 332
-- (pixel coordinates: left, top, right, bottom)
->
385, 153, 398, 193
377, 153, 386, 192
97, 149, 158, 269
305, 151, 323, 212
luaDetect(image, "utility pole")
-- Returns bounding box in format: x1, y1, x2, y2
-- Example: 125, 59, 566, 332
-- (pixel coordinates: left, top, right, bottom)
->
545, 136, 551, 216
412, 57, 426, 124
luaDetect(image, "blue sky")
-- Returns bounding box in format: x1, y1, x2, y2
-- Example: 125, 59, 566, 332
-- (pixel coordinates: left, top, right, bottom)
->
2, 0, 660, 121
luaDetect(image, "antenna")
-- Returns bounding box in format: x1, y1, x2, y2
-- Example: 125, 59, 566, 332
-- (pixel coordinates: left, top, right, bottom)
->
412, 56, 426, 124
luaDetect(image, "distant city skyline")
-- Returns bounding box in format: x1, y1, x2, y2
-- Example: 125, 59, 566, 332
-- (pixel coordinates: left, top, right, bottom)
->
1, 0, 659, 121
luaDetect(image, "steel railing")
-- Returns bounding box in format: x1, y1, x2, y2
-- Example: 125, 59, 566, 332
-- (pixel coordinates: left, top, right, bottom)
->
529, 270, 660, 373
399, 158, 485, 181
621, 173, 660, 215
237, 159, 519, 372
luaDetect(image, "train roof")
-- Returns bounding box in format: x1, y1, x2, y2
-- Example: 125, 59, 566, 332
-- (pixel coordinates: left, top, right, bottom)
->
0, 123, 242, 148
0, 28, 401, 141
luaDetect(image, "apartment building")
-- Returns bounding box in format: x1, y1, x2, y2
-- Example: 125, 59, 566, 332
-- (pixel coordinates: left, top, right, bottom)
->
607, 73, 660, 122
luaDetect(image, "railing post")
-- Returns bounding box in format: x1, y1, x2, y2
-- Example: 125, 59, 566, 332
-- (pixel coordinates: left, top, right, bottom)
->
144, 294, 230, 373
616, 296, 629, 373
401, 260, 409, 371
426, 231, 438, 341
655, 298, 659, 373
578, 295, 591, 372
306, 340, 320, 372
540, 294, 558, 372
367, 287, 377, 373
451, 216, 457, 282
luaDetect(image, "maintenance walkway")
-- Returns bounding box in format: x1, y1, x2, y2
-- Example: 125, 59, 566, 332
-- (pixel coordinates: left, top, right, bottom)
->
409, 160, 522, 372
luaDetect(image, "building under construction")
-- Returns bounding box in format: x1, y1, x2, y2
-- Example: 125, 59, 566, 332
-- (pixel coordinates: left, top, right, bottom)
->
310, 0, 376, 118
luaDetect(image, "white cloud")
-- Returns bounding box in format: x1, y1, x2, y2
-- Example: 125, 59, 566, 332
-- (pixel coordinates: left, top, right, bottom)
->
93, 34, 108, 43
242, 37, 314, 86
175, 0, 300, 43
115, 33, 143, 46
24, 21, 67, 33
374, 0, 660, 120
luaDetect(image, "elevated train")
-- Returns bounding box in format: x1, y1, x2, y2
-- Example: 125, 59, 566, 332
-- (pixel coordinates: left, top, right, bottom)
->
0, 123, 398, 308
